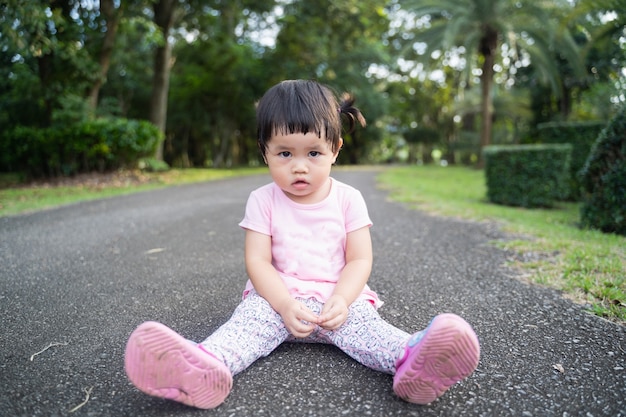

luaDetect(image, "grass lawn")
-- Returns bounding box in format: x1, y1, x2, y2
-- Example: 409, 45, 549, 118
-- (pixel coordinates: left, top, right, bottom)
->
2, 165, 624, 322
0, 167, 266, 217
378, 165, 626, 322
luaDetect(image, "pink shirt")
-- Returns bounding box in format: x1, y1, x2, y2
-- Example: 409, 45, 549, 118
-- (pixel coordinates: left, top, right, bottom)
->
239, 178, 382, 308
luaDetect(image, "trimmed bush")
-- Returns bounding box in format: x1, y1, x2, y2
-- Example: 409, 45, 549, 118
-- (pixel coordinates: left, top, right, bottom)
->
484, 144, 572, 208
578, 107, 626, 235
1, 118, 162, 178
536, 121, 605, 200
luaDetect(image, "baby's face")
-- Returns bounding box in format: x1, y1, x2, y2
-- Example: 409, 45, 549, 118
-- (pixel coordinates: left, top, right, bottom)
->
264, 131, 341, 204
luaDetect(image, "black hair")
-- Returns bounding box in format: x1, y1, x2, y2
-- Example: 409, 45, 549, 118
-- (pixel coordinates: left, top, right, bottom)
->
256, 80, 366, 155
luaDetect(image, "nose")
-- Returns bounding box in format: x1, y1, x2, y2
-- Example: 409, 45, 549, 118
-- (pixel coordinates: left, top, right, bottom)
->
292, 158, 308, 173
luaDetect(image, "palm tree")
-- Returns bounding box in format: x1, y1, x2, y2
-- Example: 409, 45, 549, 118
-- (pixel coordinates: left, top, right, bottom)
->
398, 0, 582, 165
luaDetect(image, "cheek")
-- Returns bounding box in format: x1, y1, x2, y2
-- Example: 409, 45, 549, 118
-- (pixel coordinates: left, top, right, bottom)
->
268, 163, 290, 179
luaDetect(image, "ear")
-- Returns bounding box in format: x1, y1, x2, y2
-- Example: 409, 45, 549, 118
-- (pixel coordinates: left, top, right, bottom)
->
332, 138, 343, 163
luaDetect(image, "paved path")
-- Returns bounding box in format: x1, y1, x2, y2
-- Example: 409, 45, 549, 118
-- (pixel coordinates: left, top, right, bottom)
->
1, 170, 624, 417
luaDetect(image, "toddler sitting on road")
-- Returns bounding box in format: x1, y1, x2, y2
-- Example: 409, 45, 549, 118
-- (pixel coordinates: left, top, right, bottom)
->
124, 79, 480, 409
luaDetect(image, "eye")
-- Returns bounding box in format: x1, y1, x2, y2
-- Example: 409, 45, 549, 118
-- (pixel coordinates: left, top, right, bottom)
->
278, 151, 291, 158
308, 151, 321, 157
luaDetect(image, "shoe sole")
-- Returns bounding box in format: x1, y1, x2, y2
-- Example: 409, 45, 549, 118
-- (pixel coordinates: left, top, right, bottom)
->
393, 313, 480, 405
124, 321, 232, 409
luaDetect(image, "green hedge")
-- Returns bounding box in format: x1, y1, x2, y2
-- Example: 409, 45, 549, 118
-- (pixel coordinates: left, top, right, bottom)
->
578, 107, 626, 235
484, 144, 572, 208
537, 121, 606, 201
0, 118, 162, 178
536, 121, 605, 200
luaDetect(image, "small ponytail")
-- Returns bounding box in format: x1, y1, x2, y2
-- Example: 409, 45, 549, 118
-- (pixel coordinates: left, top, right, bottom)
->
339, 92, 366, 135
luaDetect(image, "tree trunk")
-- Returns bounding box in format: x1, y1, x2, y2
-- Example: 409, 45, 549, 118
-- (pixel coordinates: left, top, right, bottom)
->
479, 56, 494, 167
478, 29, 498, 168
150, 0, 176, 161
87, 0, 122, 111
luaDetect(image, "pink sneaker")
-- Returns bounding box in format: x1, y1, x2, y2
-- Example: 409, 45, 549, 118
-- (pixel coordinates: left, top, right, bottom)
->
124, 321, 232, 409
393, 313, 480, 405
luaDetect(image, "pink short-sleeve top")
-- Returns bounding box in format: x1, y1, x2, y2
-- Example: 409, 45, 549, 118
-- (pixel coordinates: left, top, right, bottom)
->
239, 178, 382, 308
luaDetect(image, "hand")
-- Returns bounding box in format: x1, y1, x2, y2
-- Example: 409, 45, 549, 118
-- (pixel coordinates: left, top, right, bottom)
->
277, 298, 319, 338
318, 295, 349, 330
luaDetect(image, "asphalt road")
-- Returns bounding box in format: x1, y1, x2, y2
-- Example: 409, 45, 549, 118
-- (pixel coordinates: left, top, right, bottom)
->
1, 170, 624, 417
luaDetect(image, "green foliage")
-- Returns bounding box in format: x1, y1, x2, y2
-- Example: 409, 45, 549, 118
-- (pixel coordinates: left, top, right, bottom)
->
484, 144, 572, 208
97, 15, 158, 121
168, 33, 265, 168
0, 0, 101, 127
1, 0, 624, 171
271, 0, 390, 164
403, 126, 440, 145
520, 0, 626, 125
398, 0, 583, 156
536, 121, 605, 200
578, 106, 626, 235
138, 158, 170, 172
1, 118, 162, 178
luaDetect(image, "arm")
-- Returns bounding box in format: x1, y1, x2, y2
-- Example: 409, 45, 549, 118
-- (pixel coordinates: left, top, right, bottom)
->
244, 229, 320, 337
318, 226, 373, 330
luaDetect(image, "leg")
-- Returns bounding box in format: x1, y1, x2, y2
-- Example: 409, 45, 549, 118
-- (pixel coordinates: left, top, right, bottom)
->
393, 313, 480, 405
326, 300, 411, 374
124, 321, 232, 409
200, 293, 291, 375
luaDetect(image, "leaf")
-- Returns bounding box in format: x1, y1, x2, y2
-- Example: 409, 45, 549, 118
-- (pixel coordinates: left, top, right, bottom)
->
144, 248, 165, 255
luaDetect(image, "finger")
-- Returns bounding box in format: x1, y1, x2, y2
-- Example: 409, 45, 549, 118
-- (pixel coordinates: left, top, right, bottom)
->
318, 314, 334, 328
320, 300, 336, 315
320, 310, 347, 330
298, 308, 320, 324
319, 318, 340, 330
318, 306, 337, 323
292, 311, 317, 329
290, 321, 316, 338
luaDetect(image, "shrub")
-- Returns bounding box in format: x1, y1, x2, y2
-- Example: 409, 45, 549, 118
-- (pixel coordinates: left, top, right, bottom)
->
483, 144, 572, 208
3, 125, 70, 176
138, 158, 170, 172
536, 121, 605, 200
0, 118, 162, 178
578, 107, 626, 235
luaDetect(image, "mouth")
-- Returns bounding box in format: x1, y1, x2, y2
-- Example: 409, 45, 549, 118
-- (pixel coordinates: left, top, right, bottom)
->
292, 179, 309, 190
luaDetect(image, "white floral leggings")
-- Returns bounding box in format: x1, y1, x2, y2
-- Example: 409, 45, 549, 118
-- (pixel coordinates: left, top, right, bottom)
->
200, 293, 411, 376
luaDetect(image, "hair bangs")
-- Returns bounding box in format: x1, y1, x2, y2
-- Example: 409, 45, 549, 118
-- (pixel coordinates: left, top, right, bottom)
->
256, 80, 362, 155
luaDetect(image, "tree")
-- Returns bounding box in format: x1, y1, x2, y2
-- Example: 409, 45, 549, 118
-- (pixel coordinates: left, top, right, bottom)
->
384, 72, 459, 164
168, 33, 267, 167
570, 0, 626, 119
270, 0, 391, 164
96, 13, 158, 120
0, 0, 100, 127
0, 0, 135, 127
147, 0, 278, 162
87, 0, 124, 111
149, 0, 176, 161
397, 0, 583, 165
522, 0, 625, 125
163, 0, 277, 167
